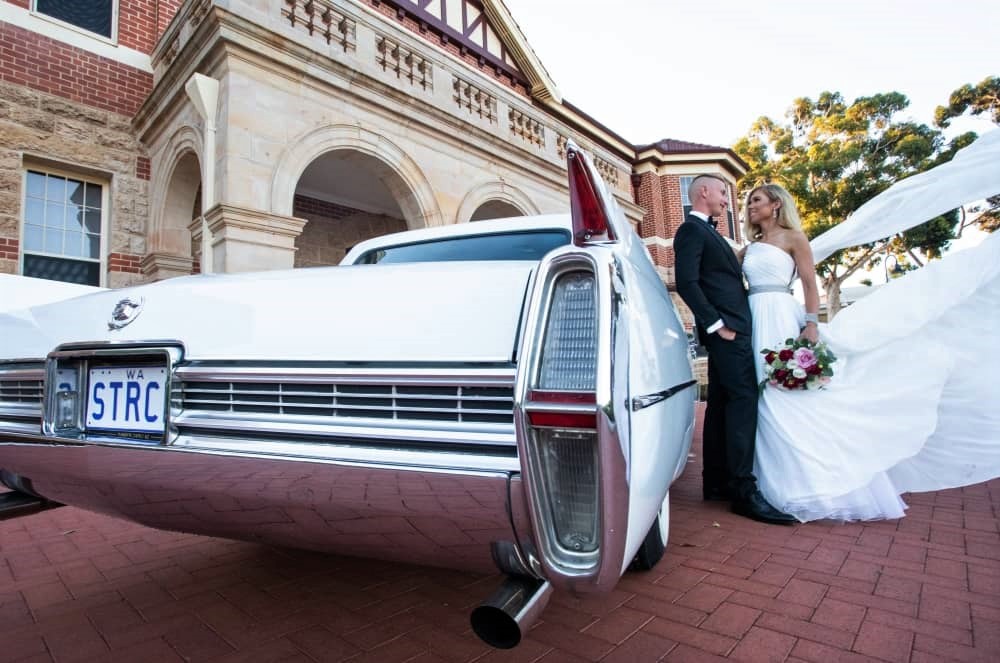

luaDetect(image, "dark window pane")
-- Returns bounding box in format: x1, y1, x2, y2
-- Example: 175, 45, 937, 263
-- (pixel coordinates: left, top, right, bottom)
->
66, 178, 84, 204
36, 0, 113, 39
83, 208, 101, 233
355, 230, 571, 265
23, 254, 100, 286
84, 182, 101, 208
86, 233, 101, 259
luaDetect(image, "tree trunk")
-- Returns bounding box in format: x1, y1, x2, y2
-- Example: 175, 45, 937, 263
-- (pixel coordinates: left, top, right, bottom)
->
825, 279, 843, 319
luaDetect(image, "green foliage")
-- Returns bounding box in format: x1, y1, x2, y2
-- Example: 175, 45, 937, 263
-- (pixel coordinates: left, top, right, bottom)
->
733, 91, 966, 313
934, 76, 1000, 128
979, 196, 1000, 232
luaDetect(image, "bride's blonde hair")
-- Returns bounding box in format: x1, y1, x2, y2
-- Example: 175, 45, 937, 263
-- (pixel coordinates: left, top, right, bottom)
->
743, 183, 802, 240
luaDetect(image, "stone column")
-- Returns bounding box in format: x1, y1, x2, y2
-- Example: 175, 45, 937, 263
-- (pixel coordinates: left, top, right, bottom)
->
203, 203, 306, 273
185, 73, 219, 273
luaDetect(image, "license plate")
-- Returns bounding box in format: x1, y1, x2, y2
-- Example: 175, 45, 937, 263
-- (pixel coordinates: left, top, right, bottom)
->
86, 366, 168, 434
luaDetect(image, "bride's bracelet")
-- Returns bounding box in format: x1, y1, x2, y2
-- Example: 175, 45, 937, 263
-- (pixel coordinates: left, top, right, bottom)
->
804, 313, 819, 325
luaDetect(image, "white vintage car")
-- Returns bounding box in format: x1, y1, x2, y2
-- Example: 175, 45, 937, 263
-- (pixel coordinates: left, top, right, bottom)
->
0, 144, 695, 647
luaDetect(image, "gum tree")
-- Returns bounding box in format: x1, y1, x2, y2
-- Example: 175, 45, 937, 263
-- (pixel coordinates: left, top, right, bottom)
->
733, 91, 973, 317
935, 76, 1000, 234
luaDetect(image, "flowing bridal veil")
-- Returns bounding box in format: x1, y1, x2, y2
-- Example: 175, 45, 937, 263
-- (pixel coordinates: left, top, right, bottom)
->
803, 129, 1000, 499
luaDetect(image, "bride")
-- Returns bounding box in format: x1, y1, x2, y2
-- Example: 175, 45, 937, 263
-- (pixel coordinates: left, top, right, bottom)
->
740, 134, 1000, 522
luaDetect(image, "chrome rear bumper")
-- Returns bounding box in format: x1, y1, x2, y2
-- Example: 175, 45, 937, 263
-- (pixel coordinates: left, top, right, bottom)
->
0, 436, 531, 575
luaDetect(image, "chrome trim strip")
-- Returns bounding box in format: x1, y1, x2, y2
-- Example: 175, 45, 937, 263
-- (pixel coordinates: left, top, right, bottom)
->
0, 367, 46, 380
631, 379, 699, 411
170, 433, 521, 472
172, 412, 516, 447
522, 402, 597, 415
174, 365, 516, 386
0, 421, 41, 435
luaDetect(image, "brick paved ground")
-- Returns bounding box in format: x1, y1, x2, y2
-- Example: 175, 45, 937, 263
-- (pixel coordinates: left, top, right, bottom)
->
2, 406, 998, 662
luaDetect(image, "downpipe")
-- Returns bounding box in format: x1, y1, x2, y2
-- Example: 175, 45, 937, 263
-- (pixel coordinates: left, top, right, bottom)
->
470, 576, 553, 648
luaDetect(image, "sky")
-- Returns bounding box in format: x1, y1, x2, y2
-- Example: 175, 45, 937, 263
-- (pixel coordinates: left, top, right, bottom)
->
501, 0, 998, 147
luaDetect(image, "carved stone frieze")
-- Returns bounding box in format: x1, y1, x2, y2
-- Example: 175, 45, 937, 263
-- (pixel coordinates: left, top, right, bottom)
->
508, 108, 544, 148
556, 134, 568, 159
452, 76, 497, 123
376, 34, 433, 91
282, 0, 357, 52
595, 157, 621, 188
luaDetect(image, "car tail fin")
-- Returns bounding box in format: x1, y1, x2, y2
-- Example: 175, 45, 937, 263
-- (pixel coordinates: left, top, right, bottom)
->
566, 140, 617, 246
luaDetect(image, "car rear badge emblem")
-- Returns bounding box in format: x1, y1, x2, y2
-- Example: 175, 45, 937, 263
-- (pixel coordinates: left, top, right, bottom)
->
108, 296, 144, 330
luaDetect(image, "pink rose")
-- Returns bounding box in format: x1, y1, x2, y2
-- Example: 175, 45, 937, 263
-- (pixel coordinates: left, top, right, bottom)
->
793, 347, 818, 370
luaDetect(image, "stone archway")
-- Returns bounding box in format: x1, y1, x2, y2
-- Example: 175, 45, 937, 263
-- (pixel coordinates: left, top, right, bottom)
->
291, 150, 410, 267
456, 181, 539, 223
143, 125, 201, 281
270, 124, 442, 231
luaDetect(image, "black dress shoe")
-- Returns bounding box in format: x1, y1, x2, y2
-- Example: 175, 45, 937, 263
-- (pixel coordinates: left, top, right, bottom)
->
703, 485, 732, 501
732, 490, 797, 525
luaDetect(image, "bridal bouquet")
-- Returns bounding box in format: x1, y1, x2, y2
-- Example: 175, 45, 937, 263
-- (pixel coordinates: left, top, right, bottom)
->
760, 338, 837, 392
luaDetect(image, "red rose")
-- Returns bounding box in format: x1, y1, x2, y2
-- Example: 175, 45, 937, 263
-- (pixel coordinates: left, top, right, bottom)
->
765, 351, 777, 364
807, 363, 822, 375
775, 369, 788, 380
784, 378, 798, 389
779, 349, 794, 361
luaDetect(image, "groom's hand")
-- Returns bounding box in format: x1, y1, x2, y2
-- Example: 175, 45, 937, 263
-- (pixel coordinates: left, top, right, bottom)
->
717, 327, 736, 341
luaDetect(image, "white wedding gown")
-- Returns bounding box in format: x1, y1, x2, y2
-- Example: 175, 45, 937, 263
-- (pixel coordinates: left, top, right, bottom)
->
743, 234, 1000, 522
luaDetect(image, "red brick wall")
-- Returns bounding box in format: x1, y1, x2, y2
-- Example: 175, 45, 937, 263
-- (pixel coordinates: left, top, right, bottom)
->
0, 237, 18, 261
136, 155, 151, 181
155, 0, 184, 41
109, 252, 143, 274
117, 1, 184, 53
118, 0, 158, 53
0, 21, 153, 116
5, 1, 30, 10
634, 171, 665, 239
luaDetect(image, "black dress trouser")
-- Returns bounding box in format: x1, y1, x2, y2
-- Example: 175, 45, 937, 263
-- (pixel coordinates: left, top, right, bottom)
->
701, 330, 759, 500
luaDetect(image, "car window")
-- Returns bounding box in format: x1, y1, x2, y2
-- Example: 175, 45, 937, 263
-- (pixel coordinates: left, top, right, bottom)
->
354, 230, 570, 265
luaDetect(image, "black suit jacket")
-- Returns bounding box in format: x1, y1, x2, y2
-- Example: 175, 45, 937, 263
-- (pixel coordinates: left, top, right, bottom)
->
674, 214, 751, 336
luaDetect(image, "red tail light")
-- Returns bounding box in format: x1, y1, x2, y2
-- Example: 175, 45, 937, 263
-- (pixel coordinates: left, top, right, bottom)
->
526, 390, 597, 429
567, 143, 616, 246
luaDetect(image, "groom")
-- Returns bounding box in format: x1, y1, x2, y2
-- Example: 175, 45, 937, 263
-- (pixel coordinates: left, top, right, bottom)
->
674, 175, 795, 525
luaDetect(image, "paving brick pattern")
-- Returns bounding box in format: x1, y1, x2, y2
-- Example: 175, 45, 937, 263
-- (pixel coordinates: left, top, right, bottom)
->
2, 406, 998, 662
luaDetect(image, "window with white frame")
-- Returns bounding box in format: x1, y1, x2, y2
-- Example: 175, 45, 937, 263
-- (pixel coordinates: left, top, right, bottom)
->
33, 1, 116, 40
680, 175, 736, 239
21, 169, 106, 286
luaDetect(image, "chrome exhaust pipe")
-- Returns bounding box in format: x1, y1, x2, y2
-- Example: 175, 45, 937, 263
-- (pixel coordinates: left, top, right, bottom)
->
470, 576, 553, 648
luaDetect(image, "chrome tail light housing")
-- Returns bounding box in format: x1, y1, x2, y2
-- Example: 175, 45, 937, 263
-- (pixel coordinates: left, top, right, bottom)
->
514, 251, 628, 590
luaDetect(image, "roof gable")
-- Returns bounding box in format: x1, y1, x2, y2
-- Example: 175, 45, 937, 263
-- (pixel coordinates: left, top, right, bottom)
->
385, 0, 560, 101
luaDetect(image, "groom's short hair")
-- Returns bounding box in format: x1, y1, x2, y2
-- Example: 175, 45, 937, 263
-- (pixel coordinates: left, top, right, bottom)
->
687, 173, 729, 202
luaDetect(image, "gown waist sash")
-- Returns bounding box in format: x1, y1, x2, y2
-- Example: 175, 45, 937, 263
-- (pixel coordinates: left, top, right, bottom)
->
748, 284, 793, 296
